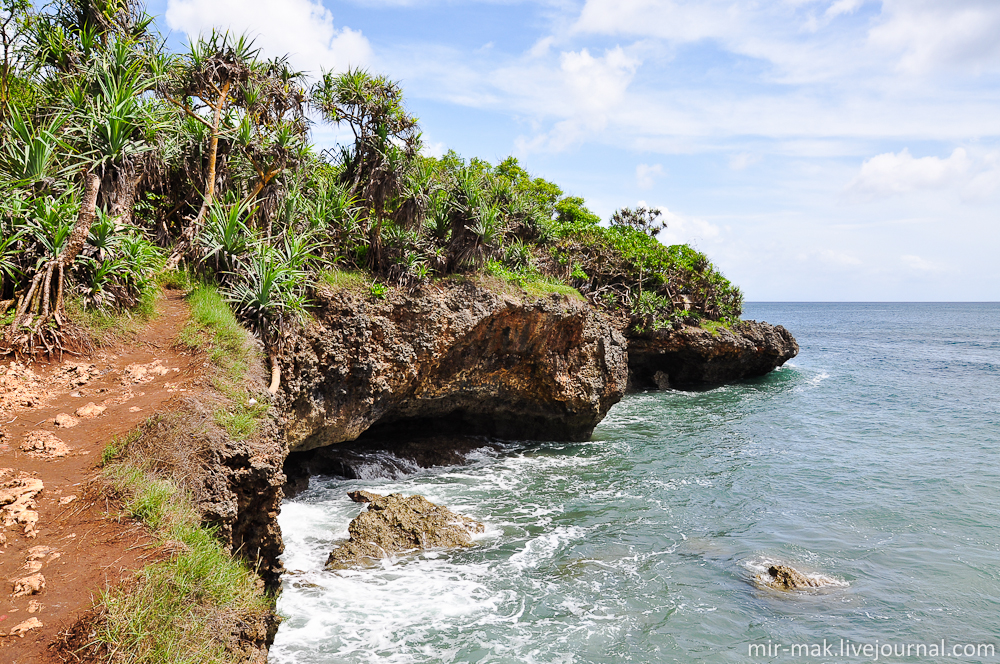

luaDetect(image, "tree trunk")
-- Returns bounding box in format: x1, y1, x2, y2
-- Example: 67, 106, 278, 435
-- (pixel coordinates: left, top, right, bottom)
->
193, 79, 230, 228
61, 170, 102, 269
166, 80, 231, 270
105, 163, 139, 227
6, 169, 101, 338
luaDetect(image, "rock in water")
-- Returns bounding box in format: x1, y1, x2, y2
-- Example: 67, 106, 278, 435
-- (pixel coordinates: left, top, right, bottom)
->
765, 565, 828, 590
327, 492, 484, 567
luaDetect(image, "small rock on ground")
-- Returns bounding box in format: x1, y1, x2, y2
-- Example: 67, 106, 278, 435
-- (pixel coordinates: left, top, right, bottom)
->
53, 413, 78, 428
20, 431, 70, 459
74, 402, 106, 418
7, 616, 43, 637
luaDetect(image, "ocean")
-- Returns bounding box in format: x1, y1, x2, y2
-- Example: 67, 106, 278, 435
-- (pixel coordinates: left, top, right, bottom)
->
269, 303, 1000, 663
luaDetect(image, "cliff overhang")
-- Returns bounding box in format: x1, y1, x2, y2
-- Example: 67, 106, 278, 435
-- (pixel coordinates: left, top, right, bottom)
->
278, 280, 630, 452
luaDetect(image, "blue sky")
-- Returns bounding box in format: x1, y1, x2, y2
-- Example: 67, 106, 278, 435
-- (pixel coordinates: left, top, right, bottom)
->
148, 0, 1000, 301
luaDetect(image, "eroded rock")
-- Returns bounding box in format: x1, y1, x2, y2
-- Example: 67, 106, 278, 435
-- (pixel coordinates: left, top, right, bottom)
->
7, 616, 43, 637
628, 320, 799, 389
122, 359, 170, 384
20, 431, 70, 459
74, 402, 106, 418
327, 492, 484, 567
762, 565, 838, 591
54, 413, 78, 428
281, 281, 629, 451
0, 362, 46, 411
12, 572, 45, 596
52, 362, 99, 387
0, 472, 44, 538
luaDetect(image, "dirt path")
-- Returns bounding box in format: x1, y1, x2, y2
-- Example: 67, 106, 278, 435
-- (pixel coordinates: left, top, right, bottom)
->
0, 290, 204, 663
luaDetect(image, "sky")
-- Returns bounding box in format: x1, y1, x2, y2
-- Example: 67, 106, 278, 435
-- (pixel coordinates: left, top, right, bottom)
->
146, 0, 1000, 301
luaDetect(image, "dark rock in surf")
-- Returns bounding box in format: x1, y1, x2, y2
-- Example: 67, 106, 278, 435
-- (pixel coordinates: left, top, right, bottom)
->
327, 492, 484, 568
765, 565, 830, 591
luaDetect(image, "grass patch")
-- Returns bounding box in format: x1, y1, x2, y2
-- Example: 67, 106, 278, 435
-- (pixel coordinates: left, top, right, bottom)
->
319, 267, 367, 291
90, 455, 272, 664
523, 279, 585, 301
700, 319, 731, 337
484, 260, 584, 302
157, 267, 197, 291
179, 283, 253, 382
101, 426, 144, 467
66, 287, 159, 344
214, 401, 270, 441
177, 283, 266, 439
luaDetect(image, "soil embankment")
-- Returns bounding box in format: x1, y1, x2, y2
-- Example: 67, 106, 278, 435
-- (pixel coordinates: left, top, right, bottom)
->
0, 291, 204, 662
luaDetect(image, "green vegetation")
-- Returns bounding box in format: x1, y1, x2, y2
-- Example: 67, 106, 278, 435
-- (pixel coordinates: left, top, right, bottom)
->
700, 318, 732, 337
319, 266, 366, 291
178, 281, 267, 438
93, 453, 272, 663
0, 0, 743, 354
179, 282, 253, 383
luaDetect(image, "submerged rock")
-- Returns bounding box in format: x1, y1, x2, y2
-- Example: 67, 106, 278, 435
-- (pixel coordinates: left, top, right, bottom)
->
327, 491, 484, 568
762, 565, 836, 591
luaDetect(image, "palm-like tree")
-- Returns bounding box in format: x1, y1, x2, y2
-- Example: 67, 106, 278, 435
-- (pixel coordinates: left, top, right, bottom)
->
310, 67, 422, 270
6, 37, 157, 352
160, 30, 258, 266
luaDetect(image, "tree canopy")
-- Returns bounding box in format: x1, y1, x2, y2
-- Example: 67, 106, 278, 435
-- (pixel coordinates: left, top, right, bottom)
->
0, 0, 743, 359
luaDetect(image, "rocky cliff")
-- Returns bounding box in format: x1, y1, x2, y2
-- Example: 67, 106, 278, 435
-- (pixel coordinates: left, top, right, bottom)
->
626, 320, 799, 389
278, 279, 630, 451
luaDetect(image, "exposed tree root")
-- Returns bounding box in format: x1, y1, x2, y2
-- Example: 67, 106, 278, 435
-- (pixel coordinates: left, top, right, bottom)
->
1, 260, 91, 359
267, 350, 281, 395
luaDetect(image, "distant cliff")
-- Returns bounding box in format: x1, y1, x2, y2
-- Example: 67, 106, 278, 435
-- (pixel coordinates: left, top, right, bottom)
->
626, 320, 799, 390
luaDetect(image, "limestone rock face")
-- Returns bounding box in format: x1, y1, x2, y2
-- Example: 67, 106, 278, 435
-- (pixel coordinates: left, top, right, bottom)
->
327, 491, 484, 567
627, 320, 799, 389
280, 281, 629, 452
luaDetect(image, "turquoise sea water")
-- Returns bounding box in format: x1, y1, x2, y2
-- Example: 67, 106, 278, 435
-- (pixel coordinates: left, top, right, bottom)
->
269, 303, 1000, 663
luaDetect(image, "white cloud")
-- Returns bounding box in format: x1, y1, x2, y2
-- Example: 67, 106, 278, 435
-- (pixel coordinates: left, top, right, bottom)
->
651, 206, 721, 247
635, 163, 663, 189
964, 152, 1000, 200
826, 0, 867, 19
791, 249, 864, 271
420, 139, 447, 158
870, 0, 1000, 74
846, 148, 971, 199
165, 0, 372, 77
819, 250, 862, 267
510, 46, 641, 153
729, 152, 760, 170
900, 254, 946, 273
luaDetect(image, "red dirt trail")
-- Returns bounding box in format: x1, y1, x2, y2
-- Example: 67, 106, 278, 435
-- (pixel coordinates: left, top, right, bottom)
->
0, 290, 204, 663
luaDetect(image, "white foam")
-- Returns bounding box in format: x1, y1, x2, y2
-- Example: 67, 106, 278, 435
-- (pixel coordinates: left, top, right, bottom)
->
508, 526, 587, 571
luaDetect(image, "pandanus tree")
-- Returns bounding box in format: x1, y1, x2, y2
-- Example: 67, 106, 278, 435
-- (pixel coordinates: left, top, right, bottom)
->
161, 30, 258, 265
0, 0, 36, 113
310, 67, 421, 270
32, 0, 153, 75
5, 37, 157, 352
231, 55, 308, 232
